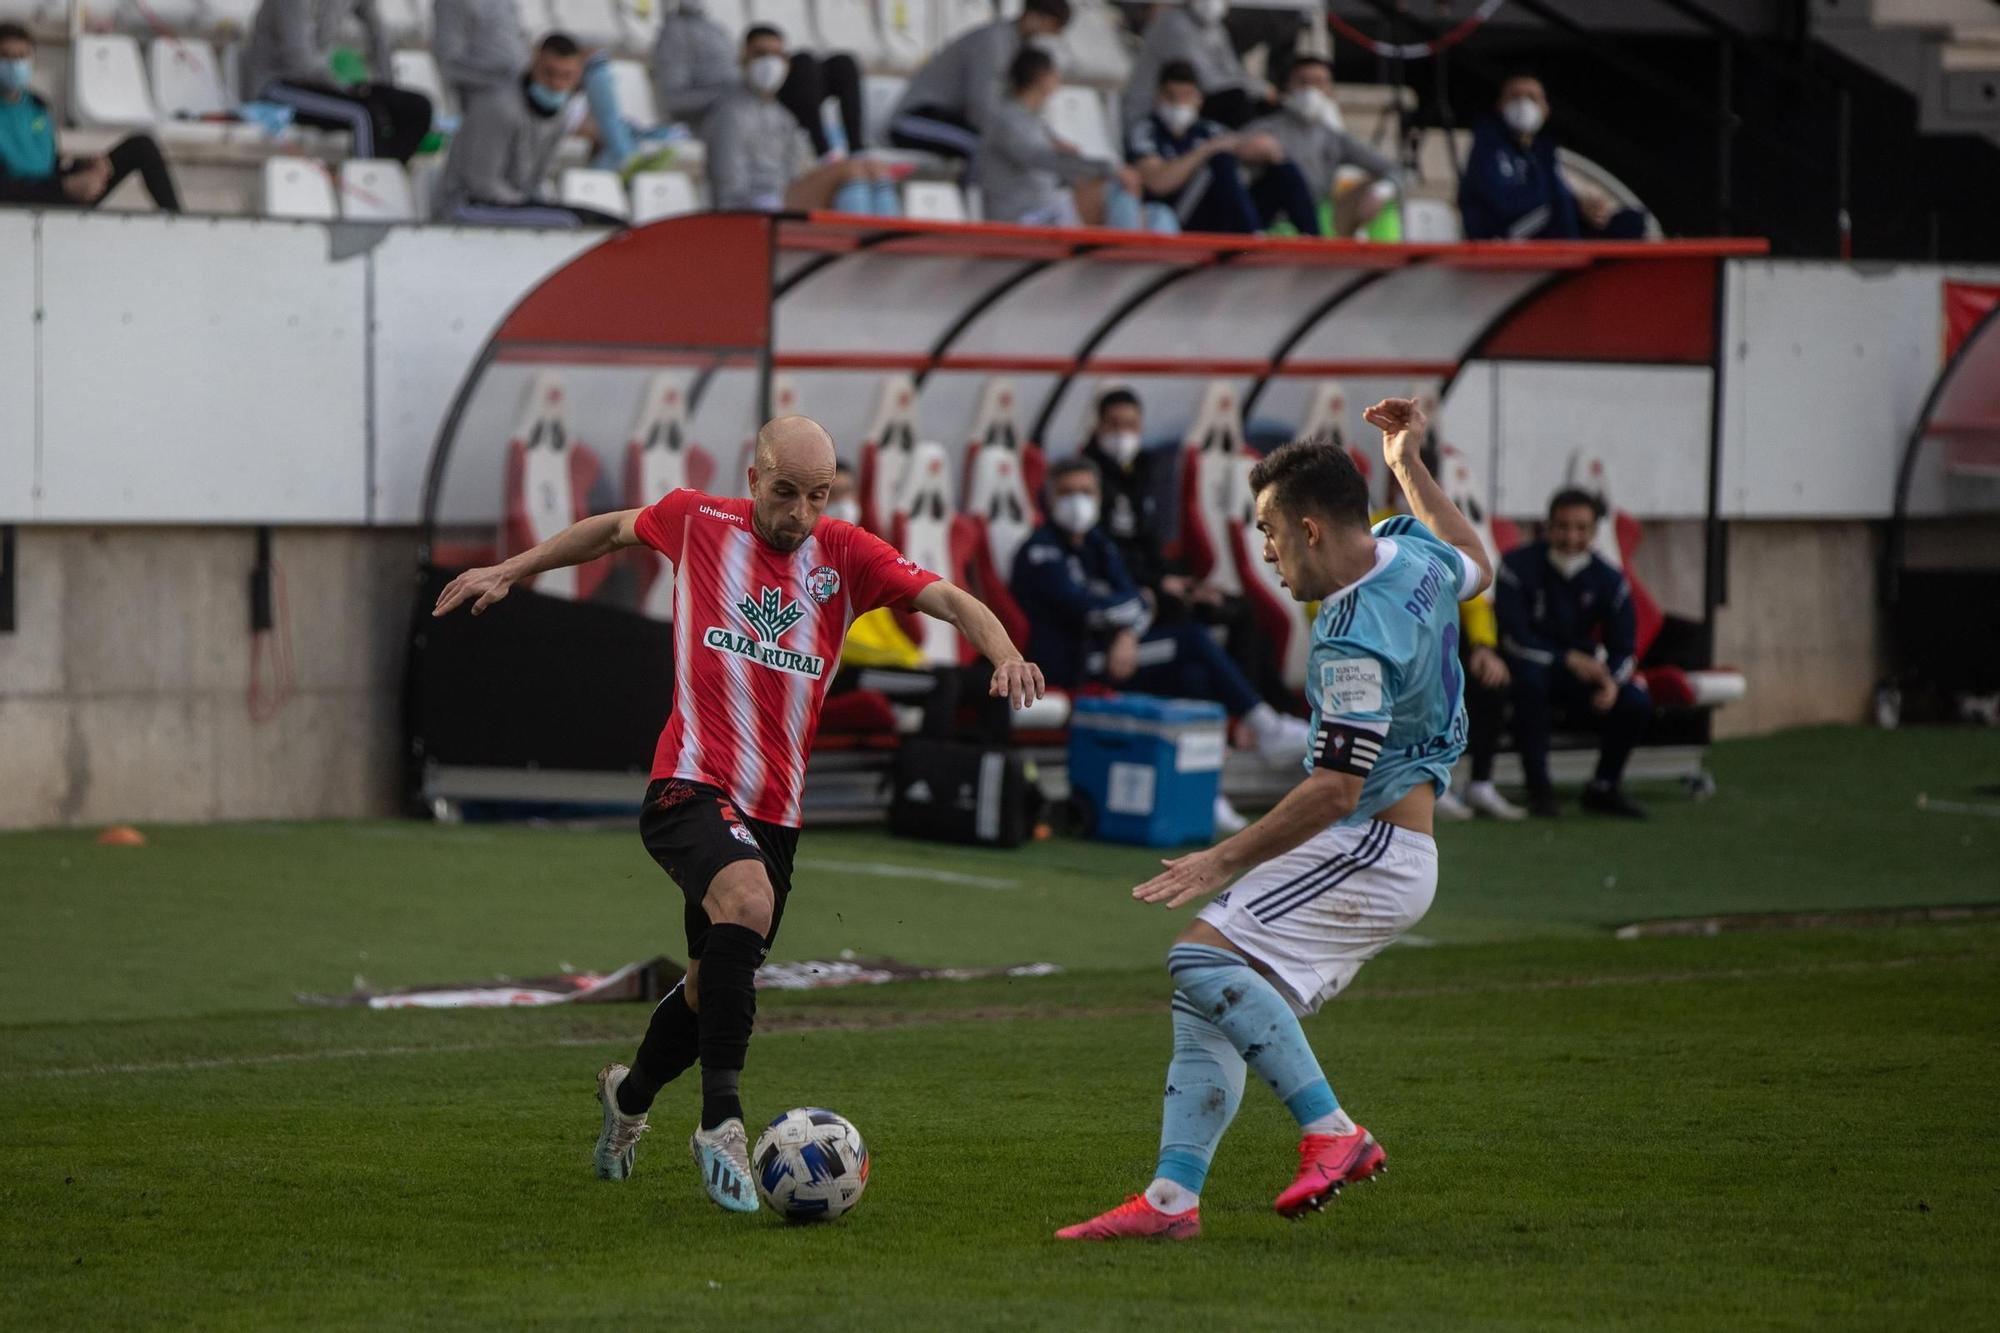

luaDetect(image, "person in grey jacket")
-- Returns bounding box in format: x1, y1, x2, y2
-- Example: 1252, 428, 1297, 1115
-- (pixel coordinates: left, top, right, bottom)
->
443, 33, 623, 228
431, 0, 527, 108
977, 47, 1142, 228
1242, 56, 1401, 235
887, 0, 1068, 161
241, 0, 432, 161
704, 24, 895, 213
653, 0, 863, 154
1121, 0, 1270, 131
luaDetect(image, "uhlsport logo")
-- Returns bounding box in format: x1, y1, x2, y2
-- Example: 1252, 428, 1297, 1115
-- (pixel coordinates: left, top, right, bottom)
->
806, 565, 840, 605
704, 585, 827, 678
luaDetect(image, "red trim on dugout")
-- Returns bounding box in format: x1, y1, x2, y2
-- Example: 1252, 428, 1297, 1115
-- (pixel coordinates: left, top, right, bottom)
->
1478, 256, 1720, 364
770, 352, 1465, 377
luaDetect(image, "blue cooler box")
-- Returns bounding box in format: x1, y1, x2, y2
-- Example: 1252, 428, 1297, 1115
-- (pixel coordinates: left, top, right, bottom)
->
1068, 695, 1228, 846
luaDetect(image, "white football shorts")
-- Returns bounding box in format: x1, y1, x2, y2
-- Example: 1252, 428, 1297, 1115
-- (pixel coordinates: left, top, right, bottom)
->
1197, 819, 1437, 1016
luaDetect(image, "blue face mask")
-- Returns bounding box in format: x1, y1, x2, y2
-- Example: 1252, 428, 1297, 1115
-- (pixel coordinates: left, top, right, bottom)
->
526, 81, 569, 114
0, 57, 33, 94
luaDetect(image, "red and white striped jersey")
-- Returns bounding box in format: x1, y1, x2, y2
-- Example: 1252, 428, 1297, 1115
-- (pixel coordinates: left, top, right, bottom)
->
634, 489, 940, 827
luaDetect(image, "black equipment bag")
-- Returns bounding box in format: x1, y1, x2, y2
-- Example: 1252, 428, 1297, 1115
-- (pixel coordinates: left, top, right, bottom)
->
888, 738, 1036, 848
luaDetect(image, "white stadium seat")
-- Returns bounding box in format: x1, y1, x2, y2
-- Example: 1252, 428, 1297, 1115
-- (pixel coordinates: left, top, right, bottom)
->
339, 159, 417, 221
1063, 0, 1130, 83
629, 169, 700, 221
614, 0, 661, 56
262, 157, 339, 219
407, 154, 446, 220
561, 167, 631, 217
706, 0, 749, 40
749, 0, 826, 50
549, 0, 625, 48
902, 180, 966, 220
1401, 197, 1463, 243
606, 56, 658, 128
374, 0, 428, 48
858, 373, 920, 535
148, 38, 232, 125
204, 0, 260, 37
392, 50, 454, 121
623, 371, 715, 620
888, 441, 960, 666
861, 73, 905, 146
1177, 379, 1249, 597
73, 34, 158, 130
817, 0, 886, 68
1044, 85, 1112, 163
875, 0, 933, 72
514, 0, 555, 38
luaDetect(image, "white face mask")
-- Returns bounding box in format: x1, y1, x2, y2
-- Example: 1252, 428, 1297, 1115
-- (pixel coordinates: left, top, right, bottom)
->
1156, 102, 1198, 136
1548, 547, 1591, 579
1051, 492, 1100, 535
1502, 96, 1545, 137
745, 54, 788, 94
825, 499, 860, 524
1285, 86, 1330, 124
1190, 0, 1227, 26
1099, 430, 1142, 467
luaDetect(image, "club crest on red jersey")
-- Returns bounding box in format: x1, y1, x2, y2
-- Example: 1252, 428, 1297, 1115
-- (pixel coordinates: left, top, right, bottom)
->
806, 565, 840, 604
703, 585, 827, 678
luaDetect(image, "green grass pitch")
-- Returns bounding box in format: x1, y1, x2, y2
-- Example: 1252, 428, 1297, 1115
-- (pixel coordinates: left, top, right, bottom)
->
2, 726, 1996, 1329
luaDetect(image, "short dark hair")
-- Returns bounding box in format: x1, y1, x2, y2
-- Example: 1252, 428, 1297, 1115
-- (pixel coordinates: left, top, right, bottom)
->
0, 20, 34, 44
1047, 457, 1097, 487
537, 31, 580, 56
744, 22, 784, 45
1547, 487, 1604, 522
1286, 54, 1331, 80
1023, 0, 1072, 25
1096, 388, 1140, 418
1157, 59, 1199, 90
1247, 433, 1369, 529
1008, 47, 1055, 94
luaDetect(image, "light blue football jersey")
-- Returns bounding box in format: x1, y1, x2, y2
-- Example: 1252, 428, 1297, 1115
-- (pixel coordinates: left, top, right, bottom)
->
1304, 515, 1478, 824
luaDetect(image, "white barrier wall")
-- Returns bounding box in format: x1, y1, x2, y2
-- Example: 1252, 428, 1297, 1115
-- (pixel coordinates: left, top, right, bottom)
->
2, 212, 1995, 527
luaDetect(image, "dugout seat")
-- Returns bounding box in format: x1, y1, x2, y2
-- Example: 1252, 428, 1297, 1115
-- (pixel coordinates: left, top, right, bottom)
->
501, 372, 610, 600
1297, 380, 1374, 486
889, 441, 960, 666
858, 373, 920, 536
1226, 454, 1309, 692
623, 372, 716, 621
1175, 380, 1250, 596
960, 377, 1043, 573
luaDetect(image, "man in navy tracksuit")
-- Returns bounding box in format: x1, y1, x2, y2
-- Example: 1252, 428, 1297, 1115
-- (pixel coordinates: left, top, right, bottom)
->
1458, 74, 1646, 242
1495, 488, 1650, 818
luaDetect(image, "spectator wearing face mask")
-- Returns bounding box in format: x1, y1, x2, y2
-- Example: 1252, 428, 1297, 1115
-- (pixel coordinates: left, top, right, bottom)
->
653, 0, 865, 157
442, 33, 622, 227
704, 25, 898, 213
1012, 459, 1309, 829
1496, 487, 1651, 819
0, 23, 181, 211
1243, 55, 1400, 237
1082, 388, 1284, 707
979, 48, 1150, 229
1121, 0, 1273, 131
1125, 60, 1316, 235
1459, 73, 1648, 241
888, 0, 1070, 162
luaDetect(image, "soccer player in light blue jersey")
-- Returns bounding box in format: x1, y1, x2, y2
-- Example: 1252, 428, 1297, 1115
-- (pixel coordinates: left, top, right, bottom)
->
1059, 397, 1493, 1240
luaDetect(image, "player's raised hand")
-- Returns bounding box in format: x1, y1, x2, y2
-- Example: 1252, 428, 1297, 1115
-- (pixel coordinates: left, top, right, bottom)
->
1133, 850, 1228, 910
989, 658, 1047, 710
1363, 397, 1428, 473
433, 565, 514, 618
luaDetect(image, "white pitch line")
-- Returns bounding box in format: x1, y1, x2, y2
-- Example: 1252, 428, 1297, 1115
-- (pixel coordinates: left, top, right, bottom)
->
8, 954, 1981, 1082
1916, 794, 2000, 818
798, 858, 1019, 889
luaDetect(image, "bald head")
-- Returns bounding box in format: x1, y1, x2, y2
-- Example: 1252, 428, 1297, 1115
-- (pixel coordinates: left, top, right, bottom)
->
747, 414, 839, 551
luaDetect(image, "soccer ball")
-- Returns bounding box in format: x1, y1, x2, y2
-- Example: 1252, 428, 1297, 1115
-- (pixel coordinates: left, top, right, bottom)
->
752, 1107, 869, 1221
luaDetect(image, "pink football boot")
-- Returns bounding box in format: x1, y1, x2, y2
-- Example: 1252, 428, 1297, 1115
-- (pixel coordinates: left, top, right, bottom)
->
1055, 1194, 1201, 1241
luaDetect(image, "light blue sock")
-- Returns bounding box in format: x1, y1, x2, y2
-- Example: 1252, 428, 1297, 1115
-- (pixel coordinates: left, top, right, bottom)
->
1166, 943, 1339, 1128
582, 52, 635, 170
1103, 181, 1141, 231
831, 178, 874, 215
870, 178, 901, 216
1153, 995, 1246, 1195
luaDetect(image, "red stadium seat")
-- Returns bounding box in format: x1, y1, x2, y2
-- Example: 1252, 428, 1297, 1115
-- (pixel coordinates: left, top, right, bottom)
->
622, 372, 715, 621
501, 372, 609, 601
1297, 381, 1373, 484
960, 377, 1042, 576
888, 441, 960, 665
858, 374, 920, 537
1229, 453, 1310, 691
1176, 380, 1252, 596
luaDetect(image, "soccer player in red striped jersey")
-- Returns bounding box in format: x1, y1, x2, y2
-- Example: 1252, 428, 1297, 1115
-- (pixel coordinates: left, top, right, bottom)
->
434, 416, 1045, 1213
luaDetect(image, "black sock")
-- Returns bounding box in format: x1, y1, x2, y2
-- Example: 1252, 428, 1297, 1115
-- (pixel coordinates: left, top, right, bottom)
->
617, 982, 699, 1116
695, 923, 763, 1129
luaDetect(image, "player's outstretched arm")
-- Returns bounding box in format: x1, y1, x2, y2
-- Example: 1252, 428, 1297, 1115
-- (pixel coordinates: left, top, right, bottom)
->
1134, 769, 1362, 909
911, 580, 1047, 710
1363, 397, 1493, 599
433, 509, 646, 618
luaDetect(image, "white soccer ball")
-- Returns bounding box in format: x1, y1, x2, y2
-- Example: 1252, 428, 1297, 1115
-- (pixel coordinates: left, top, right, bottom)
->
752, 1107, 870, 1221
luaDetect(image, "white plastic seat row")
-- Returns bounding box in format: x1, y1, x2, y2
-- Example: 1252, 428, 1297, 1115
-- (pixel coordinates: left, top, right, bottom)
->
264, 157, 417, 220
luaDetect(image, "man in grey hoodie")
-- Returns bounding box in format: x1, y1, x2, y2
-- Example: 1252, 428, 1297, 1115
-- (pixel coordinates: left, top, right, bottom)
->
241, 0, 432, 161
976, 47, 1140, 228
887, 0, 1068, 161
442, 32, 624, 228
